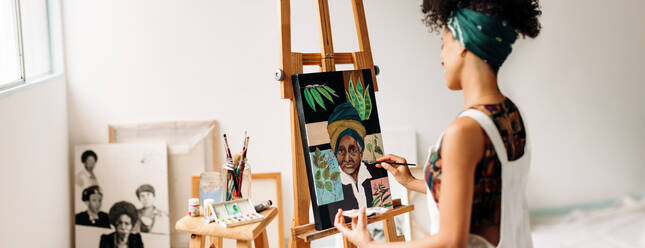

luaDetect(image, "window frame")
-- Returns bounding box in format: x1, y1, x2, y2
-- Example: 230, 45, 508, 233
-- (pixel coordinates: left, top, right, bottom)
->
1, 0, 62, 96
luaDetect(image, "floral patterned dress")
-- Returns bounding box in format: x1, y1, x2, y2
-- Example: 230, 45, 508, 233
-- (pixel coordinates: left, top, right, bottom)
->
424, 97, 526, 234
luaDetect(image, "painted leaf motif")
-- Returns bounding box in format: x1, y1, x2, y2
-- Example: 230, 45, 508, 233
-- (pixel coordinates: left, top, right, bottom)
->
372, 197, 381, 206
304, 88, 316, 111
348, 77, 358, 106
315, 170, 321, 180
323, 85, 339, 97
310, 88, 326, 110
366, 143, 373, 152
316, 180, 324, 189
323, 167, 330, 179
356, 76, 364, 99
363, 85, 372, 120
320, 160, 327, 169
375, 145, 384, 155
382, 193, 391, 202
324, 181, 333, 192
353, 77, 365, 119
349, 79, 361, 115
317, 87, 334, 103
330, 171, 340, 181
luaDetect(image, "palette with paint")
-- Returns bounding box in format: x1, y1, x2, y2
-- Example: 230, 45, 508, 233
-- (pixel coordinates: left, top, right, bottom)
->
201, 198, 265, 227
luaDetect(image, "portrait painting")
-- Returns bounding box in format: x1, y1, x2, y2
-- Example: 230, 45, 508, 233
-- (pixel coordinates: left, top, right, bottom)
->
293, 69, 392, 230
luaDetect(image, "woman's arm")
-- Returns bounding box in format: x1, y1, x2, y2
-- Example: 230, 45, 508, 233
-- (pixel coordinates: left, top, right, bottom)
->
338, 117, 485, 248
376, 155, 426, 193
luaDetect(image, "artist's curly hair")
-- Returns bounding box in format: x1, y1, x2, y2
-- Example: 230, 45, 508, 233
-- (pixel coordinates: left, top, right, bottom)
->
421, 0, 542, 38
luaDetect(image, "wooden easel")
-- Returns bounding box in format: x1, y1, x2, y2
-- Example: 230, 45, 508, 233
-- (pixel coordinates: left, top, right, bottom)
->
277, 1, 414, 247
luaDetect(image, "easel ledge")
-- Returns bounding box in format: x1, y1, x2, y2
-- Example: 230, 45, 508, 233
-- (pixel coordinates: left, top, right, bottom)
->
293, 199, 413, 243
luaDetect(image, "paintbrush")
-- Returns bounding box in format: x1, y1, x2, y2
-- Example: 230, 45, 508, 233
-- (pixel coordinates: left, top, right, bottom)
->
362, 160, 416, 167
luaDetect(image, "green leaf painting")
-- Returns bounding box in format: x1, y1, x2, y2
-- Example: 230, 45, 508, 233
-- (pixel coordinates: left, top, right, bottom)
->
309, 148, 344, 205
370, 177, 393, 209
345, 75, 373, 120
303, 84, 338, 112
304, 88, 316, 111
365, 134, 385, 161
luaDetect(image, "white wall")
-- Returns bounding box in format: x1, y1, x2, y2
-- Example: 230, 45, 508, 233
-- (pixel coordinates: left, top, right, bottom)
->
62, 0, 645, 244
0, 76, 70, 247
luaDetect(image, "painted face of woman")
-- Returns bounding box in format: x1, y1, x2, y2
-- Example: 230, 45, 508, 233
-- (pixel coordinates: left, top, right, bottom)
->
440, 27, 466, 90
336, 135, 362, 176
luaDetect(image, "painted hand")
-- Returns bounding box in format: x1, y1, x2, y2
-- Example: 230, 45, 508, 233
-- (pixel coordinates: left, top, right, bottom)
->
376, 154, 415, 187
334, 207, 373, 248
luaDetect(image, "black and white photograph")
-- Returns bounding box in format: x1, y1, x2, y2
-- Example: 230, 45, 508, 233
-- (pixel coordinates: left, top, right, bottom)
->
74, 143, 170, 248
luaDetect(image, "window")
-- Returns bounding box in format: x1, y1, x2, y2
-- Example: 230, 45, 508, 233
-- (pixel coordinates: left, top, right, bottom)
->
1, 0, 53, 92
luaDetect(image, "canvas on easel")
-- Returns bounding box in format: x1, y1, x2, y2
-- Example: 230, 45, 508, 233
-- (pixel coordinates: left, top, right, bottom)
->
292, 69, 392, 230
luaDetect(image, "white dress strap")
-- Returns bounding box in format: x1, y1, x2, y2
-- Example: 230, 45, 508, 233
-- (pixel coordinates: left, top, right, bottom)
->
458, 109, 509, 164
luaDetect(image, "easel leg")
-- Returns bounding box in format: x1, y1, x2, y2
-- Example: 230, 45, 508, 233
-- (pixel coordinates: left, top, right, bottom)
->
236, 240, 253, 248
190, 234, 206, 248
382, 216, 405, 242
254, 230, 270, 248
208, 236, 223, 248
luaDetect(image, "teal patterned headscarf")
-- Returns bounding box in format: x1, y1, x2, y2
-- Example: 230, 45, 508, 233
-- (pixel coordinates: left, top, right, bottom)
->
447, 9, 518, 71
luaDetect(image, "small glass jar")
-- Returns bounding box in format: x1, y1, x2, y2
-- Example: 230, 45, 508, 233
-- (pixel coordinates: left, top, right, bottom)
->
239, 160, 252, 199
199, 172, 224, 204
188, 198, 200, 217
224, 160, 252, 200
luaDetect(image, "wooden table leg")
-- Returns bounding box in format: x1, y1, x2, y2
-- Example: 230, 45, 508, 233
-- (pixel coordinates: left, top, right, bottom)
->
236, 240, 253, 248
382, 216, 405, 242
208, 236, 223, 248
254, 230, 270, 248
190, 234, 206, 248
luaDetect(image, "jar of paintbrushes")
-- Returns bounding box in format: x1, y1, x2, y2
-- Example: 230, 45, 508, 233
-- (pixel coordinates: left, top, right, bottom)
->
223, 133, 251, 201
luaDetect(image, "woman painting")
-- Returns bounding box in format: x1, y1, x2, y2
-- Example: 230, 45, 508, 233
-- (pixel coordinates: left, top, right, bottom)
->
334, 0, 541, 247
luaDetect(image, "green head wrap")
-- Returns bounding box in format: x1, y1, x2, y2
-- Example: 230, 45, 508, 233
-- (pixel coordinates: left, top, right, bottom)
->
447, 9, 518, 70
327, 103, 366, 156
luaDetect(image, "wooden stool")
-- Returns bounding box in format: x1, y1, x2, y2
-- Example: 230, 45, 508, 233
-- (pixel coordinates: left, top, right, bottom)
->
176, 206, 278, 248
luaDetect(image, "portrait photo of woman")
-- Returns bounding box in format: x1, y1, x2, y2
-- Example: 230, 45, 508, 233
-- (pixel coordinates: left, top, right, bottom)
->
75, 185, 110, 228
99, 201, 144, 248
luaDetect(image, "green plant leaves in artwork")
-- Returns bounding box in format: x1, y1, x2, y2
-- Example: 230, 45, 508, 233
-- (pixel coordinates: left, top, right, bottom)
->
315, 170, 321, 180
304, 88, 316, 112
345, 75, 373, 121
324, 181, 333, 192
330, 171, 340, 181
316, 180, 324, 189
363, 85, 372, 120
310, 87, 326, 110
303, 85, 338, 112
322, 167, 330, 179
317, 87, 334, 102
371, 182, 392, 208
323, 85, 339, 97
